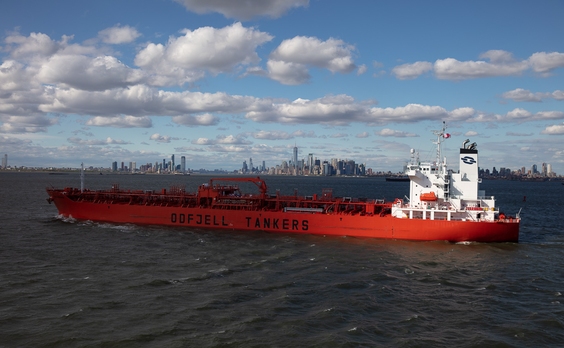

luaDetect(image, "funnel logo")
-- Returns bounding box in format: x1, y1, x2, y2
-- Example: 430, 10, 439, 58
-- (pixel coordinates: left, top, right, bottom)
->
461, 156, 476, 165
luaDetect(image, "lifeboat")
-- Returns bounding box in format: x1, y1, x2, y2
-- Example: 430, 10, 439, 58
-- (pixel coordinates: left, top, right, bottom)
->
420, 192, 438, 201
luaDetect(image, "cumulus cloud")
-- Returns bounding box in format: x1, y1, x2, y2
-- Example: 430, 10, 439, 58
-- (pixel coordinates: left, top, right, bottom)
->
173, 0, 309, 20
292, 130, 316, 138
391, 50, 564, 80
191, 134, 251, 145
376, 129, 418, 137
192, 137, 214, 145
172, 113, 219, 126
67, 137, 131, 145
245, 96, 488, 126
506, 132, 533, 136
502, 88, 543, 102
472, 109, 564, 123
98, 25, 141, 44
39, 85, 260, 117
267, 36, 356, 84
252, 130, 293, 140
356, 132, 369, 138
150, 133, 174, 143
266, 60, 310, 85
528, 52, 564, 75
0, 60, 36, 92
208, 144, 249, 152
135, 22, 273, 85
391, 61, 433, 80
541, 124, 564, 135
217, 134, 251, 144
367, 104, 450, 124
4, 32, 62, 58
246, 95, 369, 125
434, 51, 528, 80
0, 115, 58, 133
38, 55, 145, 91
85, 115, 152, 128
502, 88, 564, 102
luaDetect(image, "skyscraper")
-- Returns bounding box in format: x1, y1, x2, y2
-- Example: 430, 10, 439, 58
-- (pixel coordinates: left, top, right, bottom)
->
181, 156, 186, 173
293, 145, 298, 175
2, 154, 6, 169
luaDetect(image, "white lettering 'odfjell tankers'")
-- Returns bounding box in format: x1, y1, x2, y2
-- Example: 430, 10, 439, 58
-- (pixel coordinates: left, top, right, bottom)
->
47, 123, 520, 242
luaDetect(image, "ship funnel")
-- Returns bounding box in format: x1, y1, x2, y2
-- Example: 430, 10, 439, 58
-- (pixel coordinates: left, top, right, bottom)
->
462, 139, 469, 148
469, 142, 477, 150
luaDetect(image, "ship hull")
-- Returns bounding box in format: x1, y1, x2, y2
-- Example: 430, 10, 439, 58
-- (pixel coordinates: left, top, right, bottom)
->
48, 191, 519, 243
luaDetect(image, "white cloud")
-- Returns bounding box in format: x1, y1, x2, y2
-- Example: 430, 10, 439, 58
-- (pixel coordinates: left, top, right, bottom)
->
173, 0, 309, 20
367, 104, 450, 124
376, 129, 417, 137
98, 25, 141, 44
191, 134, 251, 145
390, 50, 564, 81
541, 124, 564, 135
135, 22, 272, 85
502, 88, 564, 102
86, 115, 152, 128
502, 88, 543, 102
434, 50, 528, 80
253, 130, 293, 140
266, 60, 310, 85
357, 64, 367, 75
267, 36, 356, 84
67, 137, 131, 145
0, 115, 58, 133
192, 137, 214, 145
5, 32, 62, 58
391, 61, 432, 80
172, 113, 219, 126
39, 85, 260, 117
472, 109, 564, 123
506, 132, 533, 136
0, 60, 35, 92
246, 95, 368, 125
528, 52, 564, 75
292, 130, 316, 138
356, 132, 369, 138
150, 133, 173, 143
38, 55, 145, 91
208, 144, 249, 152
216, 134, 251, 144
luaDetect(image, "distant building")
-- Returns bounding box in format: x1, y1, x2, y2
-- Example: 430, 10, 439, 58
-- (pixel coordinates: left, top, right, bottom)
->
2, 154, 6, 169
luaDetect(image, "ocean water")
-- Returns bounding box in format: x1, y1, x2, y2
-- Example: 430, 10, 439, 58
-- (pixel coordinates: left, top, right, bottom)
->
1, 172, 563, 347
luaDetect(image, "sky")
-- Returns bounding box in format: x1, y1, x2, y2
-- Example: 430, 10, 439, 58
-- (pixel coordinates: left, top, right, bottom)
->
1, 0, 564, 174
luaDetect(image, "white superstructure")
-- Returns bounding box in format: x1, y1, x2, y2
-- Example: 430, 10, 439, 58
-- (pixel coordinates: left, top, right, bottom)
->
392, 122, 505, 222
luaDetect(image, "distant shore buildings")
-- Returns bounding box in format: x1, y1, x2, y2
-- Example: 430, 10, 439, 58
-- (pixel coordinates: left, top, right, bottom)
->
0, 150, 560, 180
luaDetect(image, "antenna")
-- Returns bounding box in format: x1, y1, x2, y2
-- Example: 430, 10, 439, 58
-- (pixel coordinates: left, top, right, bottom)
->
80, 162, 84, 192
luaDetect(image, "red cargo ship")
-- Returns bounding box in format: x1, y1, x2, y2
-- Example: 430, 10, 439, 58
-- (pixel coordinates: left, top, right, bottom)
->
46, 124, 520, 242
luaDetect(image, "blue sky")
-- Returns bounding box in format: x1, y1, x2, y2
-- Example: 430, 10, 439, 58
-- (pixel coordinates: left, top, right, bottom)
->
1, 0, 564, 173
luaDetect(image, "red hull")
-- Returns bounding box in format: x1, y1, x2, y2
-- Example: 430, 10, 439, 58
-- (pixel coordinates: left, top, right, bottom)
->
47, 189, 519, 243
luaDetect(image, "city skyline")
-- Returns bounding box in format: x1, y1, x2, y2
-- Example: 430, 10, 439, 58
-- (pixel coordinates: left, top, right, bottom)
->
1, 1, 564, 173
2, 147, 556, 178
